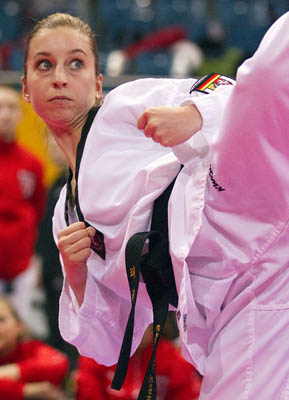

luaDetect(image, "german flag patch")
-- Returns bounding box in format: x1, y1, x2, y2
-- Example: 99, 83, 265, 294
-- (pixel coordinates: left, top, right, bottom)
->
190, 72, 235, 94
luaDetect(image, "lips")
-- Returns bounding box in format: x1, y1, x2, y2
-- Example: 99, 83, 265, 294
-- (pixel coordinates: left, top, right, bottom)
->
48, 96, 72, 102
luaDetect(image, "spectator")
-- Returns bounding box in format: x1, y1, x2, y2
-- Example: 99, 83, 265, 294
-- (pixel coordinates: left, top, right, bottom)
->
0, 85, 46, 337
0, 295, 69, 400
75, 324, 201, 400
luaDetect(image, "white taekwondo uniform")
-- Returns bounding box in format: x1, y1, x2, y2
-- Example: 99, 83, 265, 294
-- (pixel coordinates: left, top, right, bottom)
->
53, 76, 231, 358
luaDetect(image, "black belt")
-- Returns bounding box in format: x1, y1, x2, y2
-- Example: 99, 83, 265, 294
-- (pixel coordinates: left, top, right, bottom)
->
111, 174, 179, 399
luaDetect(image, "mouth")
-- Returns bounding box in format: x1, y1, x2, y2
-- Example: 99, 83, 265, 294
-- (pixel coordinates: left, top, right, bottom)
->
48, 96, 72, 102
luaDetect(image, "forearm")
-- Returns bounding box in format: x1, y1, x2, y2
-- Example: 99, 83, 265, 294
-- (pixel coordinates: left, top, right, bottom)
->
57, 222, 95, 307
0, 364, 20, 380
64, 262, 87, 307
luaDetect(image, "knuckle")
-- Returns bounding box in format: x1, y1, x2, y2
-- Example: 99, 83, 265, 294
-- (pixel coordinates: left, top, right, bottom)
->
57, 237, 65, 249
143, 109, 150, 118
84, 237, 91, 247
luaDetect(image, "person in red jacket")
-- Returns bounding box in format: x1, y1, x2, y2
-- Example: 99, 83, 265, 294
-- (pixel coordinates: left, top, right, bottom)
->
0, 295, 69, 400
0, 85, 46, 337
75, 324, 201, 400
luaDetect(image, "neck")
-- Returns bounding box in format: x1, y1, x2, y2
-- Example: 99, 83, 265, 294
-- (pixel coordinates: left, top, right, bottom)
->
47, 113, 88, 172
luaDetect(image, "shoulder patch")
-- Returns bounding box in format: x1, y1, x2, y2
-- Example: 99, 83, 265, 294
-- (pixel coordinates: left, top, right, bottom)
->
190, 72, 235, 94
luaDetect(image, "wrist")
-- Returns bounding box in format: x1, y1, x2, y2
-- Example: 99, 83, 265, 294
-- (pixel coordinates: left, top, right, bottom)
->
66, 264, 88, 307
183, 104, 203, 134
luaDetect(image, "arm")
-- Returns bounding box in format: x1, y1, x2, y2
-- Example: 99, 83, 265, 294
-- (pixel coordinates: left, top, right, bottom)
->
18, 341, 69, 385
137, 104, 203, 147
0, 342, 68, 399
0, 379, 63, 400
137, 76, 234, 150
23, 382, 63, 400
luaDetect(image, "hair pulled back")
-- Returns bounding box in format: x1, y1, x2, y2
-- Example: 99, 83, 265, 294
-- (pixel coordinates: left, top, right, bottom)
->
23, 13, 100, 82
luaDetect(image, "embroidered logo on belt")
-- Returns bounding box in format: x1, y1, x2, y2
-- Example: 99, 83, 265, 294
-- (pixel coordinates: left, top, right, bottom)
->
190, 72, 235, 94
209, 165, 225, 192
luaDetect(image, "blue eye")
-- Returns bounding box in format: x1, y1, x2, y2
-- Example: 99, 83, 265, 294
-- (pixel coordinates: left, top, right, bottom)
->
70, 59, 83, 69
37, 60, 52, 70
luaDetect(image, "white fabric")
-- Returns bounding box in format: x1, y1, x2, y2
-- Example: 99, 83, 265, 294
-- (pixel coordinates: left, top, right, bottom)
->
54, 77, 232, 365
170, 12, 289, 399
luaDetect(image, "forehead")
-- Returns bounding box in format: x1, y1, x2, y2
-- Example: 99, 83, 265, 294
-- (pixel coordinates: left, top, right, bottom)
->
28, 26, 92, 57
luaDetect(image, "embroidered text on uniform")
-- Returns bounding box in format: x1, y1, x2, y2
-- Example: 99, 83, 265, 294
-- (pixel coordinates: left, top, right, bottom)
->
209, 165, 225, 192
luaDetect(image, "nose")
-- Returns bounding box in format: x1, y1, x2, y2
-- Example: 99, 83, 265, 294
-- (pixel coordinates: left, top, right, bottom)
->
52, 65, 68, 88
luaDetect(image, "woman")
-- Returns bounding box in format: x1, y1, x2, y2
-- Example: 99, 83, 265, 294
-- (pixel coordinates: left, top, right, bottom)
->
21, 12, 233, 399
0, 85, 46, 338
0, 295, 69, 399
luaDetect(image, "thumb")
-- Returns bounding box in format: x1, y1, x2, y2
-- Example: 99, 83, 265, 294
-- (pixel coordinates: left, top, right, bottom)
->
87, 226, 96, 240
137, 111, 147, 130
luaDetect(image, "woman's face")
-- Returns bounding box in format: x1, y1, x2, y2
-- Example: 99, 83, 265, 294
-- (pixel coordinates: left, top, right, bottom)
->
0, 300, 23, 357
22, 27, 102, 132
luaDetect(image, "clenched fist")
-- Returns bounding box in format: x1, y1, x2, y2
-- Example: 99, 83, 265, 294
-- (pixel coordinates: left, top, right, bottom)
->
137, 104, 202, 147
58, 222, 96, 306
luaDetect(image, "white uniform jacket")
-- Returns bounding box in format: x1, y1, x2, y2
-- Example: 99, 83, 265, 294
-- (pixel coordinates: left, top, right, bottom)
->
53, 77, 232, 363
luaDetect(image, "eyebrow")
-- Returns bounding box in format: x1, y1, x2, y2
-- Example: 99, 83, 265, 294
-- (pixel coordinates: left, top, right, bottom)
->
33, 48, 87, 59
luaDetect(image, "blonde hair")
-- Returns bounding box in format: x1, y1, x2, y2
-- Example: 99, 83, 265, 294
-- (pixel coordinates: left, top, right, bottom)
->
23, 13, 100, 83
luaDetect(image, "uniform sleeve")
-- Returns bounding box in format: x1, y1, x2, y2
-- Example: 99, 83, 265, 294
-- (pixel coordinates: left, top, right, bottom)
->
172, 84, 234, 165
199, 11, 289, 266
18, 341, 69, 385
0, 379, 23, 400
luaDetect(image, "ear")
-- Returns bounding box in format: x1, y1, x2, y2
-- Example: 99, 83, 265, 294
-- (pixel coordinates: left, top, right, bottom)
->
21, 75, 31, 103
96, 74, 103, 98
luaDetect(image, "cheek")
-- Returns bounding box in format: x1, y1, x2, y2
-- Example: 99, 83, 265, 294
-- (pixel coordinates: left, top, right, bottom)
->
27, 85, 47, 117
75, 86, 97, 110
30, 97, 47, 119
80, 75, 100, 99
